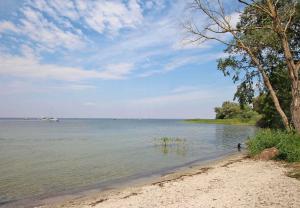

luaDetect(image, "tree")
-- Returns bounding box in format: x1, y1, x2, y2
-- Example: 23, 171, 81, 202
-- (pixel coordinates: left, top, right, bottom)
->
215, 101, 241, 119
253, 68, 292, 128
185, 0, 300, 132
215, 101, 259, 120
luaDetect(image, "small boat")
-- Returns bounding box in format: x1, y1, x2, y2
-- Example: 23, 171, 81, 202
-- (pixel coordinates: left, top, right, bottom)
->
41, 117, 59, 122
48, 118, 59, 122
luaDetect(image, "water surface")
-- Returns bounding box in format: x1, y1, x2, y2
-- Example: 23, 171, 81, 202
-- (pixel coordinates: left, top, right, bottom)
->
0, 118, 256, 206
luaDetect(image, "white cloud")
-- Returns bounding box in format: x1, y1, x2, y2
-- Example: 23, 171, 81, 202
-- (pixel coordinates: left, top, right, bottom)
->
18, 6, 84, 50
122, 84, 235, 118
98, 63, 135, 80
0, 0, 144, 51
76, 0, 143, 34
80, 1, 186, 66
144, 0, 166, 10
0, 21, 19, 33
138, 52, 226, 77
130, 88, 219, 106
165, 52, 226, 71
0, 54, 134, 81
34, 0, 143, 35
0, 80, 95, 95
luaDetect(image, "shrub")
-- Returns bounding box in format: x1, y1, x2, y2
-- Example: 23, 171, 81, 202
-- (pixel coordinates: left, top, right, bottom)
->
215, 101, 241, 119
247, 129, 300, 162
214, 101, 259, 121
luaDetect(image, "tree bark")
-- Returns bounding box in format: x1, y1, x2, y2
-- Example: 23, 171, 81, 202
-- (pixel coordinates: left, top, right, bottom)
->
266, 0, 299, 132
260, 68, 291, 131
291, 90, 300, 132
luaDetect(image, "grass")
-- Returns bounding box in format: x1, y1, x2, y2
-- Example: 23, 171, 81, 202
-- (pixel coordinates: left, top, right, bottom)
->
185, 118, 258, 126
247, 129, 300, 162
154, 137, 187, 147
154, 137, 187, 155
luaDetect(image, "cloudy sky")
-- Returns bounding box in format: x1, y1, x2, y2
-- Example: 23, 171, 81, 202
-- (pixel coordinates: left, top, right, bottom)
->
0, 0, 239, 118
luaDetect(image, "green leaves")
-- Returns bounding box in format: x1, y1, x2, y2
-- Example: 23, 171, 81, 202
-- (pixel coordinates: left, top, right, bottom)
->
247, 129, 300, 162
216, 0, 299, 129
214, 101, 259, 121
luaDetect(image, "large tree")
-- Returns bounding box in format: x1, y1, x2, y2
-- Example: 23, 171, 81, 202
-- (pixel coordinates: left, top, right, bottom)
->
186, 0, 300, 132
253, 69, 292, 128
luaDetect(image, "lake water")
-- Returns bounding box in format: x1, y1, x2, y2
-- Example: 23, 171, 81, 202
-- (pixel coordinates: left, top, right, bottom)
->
0, 118, 256, 207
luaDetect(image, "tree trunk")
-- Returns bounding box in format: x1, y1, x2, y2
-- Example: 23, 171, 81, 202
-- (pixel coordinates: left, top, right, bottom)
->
291, 91, 300, 132
237, 40, 292, 130
266, 0, 299, 132
262, 70, 291, 131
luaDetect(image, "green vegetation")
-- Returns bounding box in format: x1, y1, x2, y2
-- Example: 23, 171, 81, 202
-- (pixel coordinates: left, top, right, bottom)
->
185, 118, 257, 126
215, 0, 300, 132
154, 137, 187, 155
186, 0, 300, 165
186, 101, 260, 126
253, 70, 292, 129
215, 101, 260, 120
188, 0, 300, 132
247, 129, 300, 162
155, 137, 186, 147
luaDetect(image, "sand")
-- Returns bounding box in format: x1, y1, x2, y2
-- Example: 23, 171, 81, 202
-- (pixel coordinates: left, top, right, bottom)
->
39, 154, 300, 208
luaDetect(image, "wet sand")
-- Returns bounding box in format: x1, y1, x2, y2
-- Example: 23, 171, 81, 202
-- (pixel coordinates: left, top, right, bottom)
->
36, 153, 300, 208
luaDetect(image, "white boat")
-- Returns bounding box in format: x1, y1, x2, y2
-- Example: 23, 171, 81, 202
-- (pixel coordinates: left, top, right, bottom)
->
49, 118, 59, 122
41, 117, 59, 122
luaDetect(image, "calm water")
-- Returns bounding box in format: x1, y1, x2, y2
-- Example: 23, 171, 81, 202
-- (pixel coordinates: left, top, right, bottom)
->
0, 118, 256, 206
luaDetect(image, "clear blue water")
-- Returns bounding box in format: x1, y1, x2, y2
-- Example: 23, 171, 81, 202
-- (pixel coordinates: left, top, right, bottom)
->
0, 118, 256, 206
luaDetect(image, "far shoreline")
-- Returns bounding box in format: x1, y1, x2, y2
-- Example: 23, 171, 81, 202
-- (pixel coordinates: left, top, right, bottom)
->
185, 118, 258, 126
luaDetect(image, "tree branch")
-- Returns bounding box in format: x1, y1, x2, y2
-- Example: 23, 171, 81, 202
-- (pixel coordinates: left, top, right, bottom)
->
238, 0, 273, 16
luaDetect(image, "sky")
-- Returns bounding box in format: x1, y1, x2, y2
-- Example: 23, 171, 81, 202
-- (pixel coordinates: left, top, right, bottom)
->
0, 0, 240, 119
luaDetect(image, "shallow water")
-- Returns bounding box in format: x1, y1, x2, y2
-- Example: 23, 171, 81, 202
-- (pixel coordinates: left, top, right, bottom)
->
0, 118, 256, 206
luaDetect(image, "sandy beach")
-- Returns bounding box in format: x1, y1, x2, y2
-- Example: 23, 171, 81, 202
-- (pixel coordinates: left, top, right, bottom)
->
37, 154, 300, 208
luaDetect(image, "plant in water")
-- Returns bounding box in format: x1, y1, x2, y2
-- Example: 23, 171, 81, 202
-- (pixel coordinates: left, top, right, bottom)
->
154, 137, 187, 156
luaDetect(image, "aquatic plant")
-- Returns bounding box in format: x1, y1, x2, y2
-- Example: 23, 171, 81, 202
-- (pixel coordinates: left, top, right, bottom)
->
154, 137, 187, 156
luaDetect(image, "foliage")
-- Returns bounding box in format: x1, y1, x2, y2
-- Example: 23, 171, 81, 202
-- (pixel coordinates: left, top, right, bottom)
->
253, 69, 292, 129
185, 118, 258, 126
214, 101, 259, 121
247, 129, 300, 162
215, 101, 241, 119
216, 0, 300, 131
218, 1, 299, 103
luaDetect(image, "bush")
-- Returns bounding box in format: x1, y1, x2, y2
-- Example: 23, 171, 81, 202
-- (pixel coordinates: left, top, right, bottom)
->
215, 101, 241, 119
214, 101, 259, 121
247, 129, 300, 162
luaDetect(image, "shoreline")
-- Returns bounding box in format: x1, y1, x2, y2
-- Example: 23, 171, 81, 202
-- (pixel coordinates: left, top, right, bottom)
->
3, 151, 243, 208
4, 151, 299, 208
36, 152, 300, 208
184, 119, 257, 126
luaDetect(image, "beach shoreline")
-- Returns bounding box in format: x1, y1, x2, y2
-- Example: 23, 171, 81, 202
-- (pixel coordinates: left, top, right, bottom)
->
32, 152, 300, 208
3, 151, 243, 208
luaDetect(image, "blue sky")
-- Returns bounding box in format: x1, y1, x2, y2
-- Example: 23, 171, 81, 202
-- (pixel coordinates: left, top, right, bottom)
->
0, 0, 239, 118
